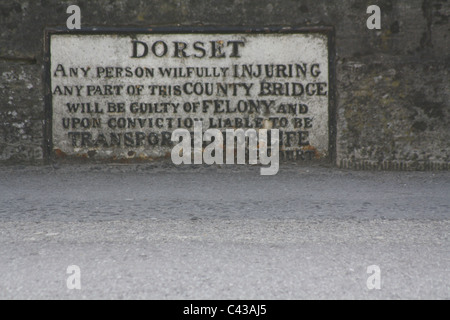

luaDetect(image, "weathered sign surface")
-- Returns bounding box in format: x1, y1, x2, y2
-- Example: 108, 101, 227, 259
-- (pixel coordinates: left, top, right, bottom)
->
47, 28, 334, 161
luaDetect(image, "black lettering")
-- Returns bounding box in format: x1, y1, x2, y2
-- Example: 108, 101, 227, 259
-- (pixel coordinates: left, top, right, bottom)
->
173, 42, 190, 58
227, 41, 245, 57
54, 64, 67, 77
131, 40, 148, 58
210, 41, 225, 58
124, 132, 134, 147
152, 41, 168, 57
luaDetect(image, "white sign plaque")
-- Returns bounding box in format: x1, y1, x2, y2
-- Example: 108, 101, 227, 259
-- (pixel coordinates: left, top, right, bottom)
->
46, 28, 333, 161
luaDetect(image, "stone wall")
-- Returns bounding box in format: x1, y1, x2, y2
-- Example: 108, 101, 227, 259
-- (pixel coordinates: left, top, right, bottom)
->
0, 0, 448, 169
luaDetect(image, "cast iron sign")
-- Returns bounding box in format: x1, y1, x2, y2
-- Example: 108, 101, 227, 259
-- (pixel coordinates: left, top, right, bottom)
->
44, 27, 335, 162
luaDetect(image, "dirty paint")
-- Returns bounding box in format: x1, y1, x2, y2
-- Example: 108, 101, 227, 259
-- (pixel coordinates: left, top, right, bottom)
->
47, 29, 332, 162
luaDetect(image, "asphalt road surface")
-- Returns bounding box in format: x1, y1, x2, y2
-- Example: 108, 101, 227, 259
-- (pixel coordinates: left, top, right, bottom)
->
0, 164, 448, 299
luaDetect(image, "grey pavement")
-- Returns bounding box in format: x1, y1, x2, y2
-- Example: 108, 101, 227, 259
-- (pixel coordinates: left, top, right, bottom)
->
0, 164, 448, 299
